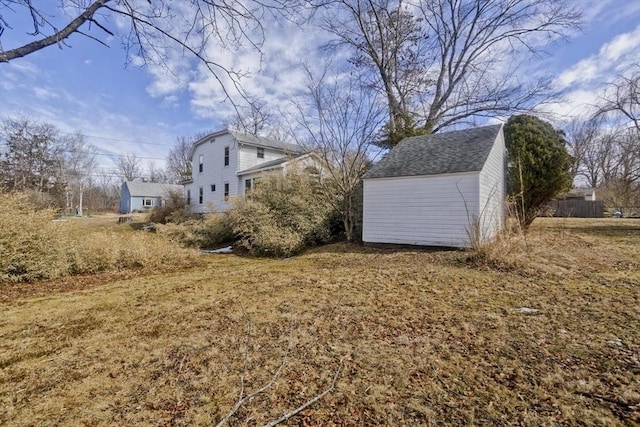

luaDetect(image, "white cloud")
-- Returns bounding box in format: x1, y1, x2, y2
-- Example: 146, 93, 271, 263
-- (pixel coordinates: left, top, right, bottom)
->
541, 20, 640, 121
555, 24, 640, 90
33, 87, 59, 100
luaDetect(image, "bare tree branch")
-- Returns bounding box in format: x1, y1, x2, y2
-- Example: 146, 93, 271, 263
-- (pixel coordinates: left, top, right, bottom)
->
215, 357, 288, 427
0, 0, 110, 62
322, 0, 581, 146
263, 364, 341, 427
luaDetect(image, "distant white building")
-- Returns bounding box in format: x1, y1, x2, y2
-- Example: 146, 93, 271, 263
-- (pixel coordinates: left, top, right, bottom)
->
182, 129, 311, 213
362, 124, 507, 248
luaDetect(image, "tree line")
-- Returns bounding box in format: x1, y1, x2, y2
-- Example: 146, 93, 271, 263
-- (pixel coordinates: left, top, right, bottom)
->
1, 1, 638, 224
0, 117, 196, 213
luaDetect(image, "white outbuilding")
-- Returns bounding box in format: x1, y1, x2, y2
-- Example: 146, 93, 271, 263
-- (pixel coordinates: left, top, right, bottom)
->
362, 124, 506, 248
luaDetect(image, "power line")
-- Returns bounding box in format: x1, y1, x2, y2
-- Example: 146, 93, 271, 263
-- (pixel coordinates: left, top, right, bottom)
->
79, 133, 177, 147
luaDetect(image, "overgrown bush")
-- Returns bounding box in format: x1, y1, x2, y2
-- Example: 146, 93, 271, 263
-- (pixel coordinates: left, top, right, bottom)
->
156, 213, 235, 249
0, 192, 68, 282
0, 192, 198, 283
228, 171, 332, 257
148, 190, 190, 224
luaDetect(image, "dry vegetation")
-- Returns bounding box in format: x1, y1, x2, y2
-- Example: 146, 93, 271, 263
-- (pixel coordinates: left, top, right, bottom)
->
1, 218, 639, 425
0, 193, 200, 283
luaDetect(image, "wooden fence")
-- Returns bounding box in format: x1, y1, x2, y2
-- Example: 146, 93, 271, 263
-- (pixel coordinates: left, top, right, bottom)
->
549, 200, 604, 218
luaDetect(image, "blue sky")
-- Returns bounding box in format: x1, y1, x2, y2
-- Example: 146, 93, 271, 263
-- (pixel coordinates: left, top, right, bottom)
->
1, 0, 640, 174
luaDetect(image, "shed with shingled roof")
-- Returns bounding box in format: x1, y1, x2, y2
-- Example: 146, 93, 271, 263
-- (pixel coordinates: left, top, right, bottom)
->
362, 124, 506, 248
119, 181, 183, 214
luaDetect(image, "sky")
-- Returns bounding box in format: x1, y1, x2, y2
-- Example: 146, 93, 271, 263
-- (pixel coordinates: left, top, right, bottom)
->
1, 0, 639, 175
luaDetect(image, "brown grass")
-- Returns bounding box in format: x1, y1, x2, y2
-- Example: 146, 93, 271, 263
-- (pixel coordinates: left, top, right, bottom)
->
1, 218, 639, 425
0, 193, 200, 283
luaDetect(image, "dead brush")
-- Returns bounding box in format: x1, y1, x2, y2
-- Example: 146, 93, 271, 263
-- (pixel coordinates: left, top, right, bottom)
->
0, 192, 199, 283
466, 218, 529, 271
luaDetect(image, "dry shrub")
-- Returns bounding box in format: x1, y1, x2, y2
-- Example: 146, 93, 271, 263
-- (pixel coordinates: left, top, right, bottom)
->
228, 171, 332, 257
466, 219, 528, 271
148, 190, 190, 224
0, 192, 68, 282
0, 192, 197, 283
156, 213, 234, 249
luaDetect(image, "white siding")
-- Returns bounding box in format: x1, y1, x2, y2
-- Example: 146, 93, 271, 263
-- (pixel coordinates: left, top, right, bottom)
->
185, 133, 239, 213
478, 129, 506, 243
363, 172, 480, 248
185, 133, 305, 212
237, 144, 289, 172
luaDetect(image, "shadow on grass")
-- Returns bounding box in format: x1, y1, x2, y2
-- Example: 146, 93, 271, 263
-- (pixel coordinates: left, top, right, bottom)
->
548, 223, 640, 238
305, 242, 461, 256
128, 222, 148, 231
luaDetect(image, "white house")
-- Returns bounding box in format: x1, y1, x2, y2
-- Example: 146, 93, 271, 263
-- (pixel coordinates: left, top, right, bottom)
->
182, 129, 308, 213
362, 124, 506, 248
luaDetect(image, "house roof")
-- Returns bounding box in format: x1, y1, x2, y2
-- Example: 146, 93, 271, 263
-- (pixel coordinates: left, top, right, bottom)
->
236, 153, 309, 176
230, 130, 304, 154
191, 128, 304, 158
362, 124, 503, 179
124, 181, 183, 197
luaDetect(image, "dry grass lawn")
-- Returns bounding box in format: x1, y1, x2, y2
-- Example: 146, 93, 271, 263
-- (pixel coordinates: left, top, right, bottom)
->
1, 218, 639, 425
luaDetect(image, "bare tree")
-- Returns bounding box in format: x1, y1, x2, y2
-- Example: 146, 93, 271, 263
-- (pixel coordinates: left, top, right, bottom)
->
323, 0, 581, 146
166, 133, 210, 183
597, 66, 640, 133
0, 1, 316, 103
117, 153, 143, 181
0, 116, 65, 197
227, 98, 276, 136
146, 161, 169, 183
92, 169, 121, 211
564, 117, 609, 188
291, 66, 385, 241
61, 132, 97, 215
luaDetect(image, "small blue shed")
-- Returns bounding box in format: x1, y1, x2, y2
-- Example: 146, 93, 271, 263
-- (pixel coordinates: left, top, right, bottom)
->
119, 181, 184, 214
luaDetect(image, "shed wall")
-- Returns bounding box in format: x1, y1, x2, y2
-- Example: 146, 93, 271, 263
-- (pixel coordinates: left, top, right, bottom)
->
477, 131, 506, 242
119, 183, 131, 213
363, 173, 479, 247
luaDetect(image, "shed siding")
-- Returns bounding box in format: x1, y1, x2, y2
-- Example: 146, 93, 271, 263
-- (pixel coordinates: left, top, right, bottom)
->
478, 131, 506, 242
363, 173, 479, 247
130, 196, 144, 212
119, 183, 131, 213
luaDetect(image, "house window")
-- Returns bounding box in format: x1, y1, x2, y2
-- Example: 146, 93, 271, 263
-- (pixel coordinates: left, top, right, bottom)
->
186, 190, 191, 205
211, 184, 216, 192
257, 147, 264, 159
142, 198, 153, 207
224, 182, 229, 200
199, 186, 203, 204
199, 154, 203, 173
224, 146, 229, 166
245, 178, 253, 192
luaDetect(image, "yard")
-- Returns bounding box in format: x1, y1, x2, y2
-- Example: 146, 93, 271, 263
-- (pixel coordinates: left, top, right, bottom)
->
1, 217, 639, 425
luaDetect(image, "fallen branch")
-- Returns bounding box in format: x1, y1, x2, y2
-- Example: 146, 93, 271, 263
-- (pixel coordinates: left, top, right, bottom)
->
264, 364, 342, 427
215, 356, 288, 427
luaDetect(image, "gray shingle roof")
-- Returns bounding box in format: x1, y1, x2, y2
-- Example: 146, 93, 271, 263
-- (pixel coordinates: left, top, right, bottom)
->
362, 124, 503, 179
236, 157, 293, 175
191, 129, 305, 157
229, 130, 304, 154
124, 181, 183, 197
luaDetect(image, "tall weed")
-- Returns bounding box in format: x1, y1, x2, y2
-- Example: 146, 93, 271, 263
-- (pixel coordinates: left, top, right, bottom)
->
0, 192, 197, 283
